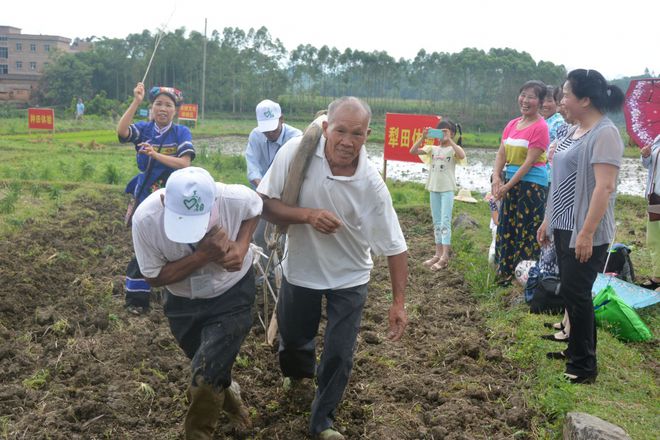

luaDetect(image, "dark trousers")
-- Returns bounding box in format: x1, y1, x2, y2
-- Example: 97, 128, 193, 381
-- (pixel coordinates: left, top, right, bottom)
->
163, 270, 255, 388
277, 277, 368, 435
554, 229, 608, 377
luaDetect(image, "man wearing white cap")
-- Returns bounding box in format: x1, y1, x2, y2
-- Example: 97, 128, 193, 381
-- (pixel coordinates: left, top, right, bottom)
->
246, 99, 302, 189
131, 166, 262, 439
245, 99, 302, 269
258, 97, 408, 440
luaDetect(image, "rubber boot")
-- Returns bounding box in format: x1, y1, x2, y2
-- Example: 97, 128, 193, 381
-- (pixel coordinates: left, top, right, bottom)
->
184, 379, 225, 440
222, 381, 252, 430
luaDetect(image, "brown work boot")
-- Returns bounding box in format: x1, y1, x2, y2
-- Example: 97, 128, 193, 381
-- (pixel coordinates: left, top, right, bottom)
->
283, 377, 315, 407
223, 381, 252, 430
317, 428, 345, 440
184, 378, 224, 440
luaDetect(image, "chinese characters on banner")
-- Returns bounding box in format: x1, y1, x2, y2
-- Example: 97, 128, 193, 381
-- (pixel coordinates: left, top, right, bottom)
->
178, 104, 198, 121
384, 113, 442, 163
28, 108, 55, 130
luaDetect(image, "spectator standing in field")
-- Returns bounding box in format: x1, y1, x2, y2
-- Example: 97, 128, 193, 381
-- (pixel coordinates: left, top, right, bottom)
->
542, 86, 565, 145
492, 80, 550, 285
257, 97, 408, 440
131, 167, 260, 438
245, 99, 302, 267
409, 119, 466, 270
538, 69, 625, 383
117, 82, 195, 315
75, 97, 85, 121
640, 135, 660, 291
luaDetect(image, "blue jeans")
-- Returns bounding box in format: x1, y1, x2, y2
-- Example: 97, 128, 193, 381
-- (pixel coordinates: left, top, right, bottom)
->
277, 277, 368, 435
430, 190, 454, 245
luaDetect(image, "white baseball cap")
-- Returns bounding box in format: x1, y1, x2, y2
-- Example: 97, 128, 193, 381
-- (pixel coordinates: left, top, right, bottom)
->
164, 167, 217, 243
255, 99, 282, 132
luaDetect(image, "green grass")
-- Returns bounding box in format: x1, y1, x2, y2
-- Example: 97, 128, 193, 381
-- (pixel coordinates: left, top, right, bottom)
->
0, 115, 505, 148
0, 128, 250, 234
22, 369, 50, 390
438, 193, 659, 439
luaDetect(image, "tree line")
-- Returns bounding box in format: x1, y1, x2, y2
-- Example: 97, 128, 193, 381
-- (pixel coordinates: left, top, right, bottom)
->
34, 26, 643, 130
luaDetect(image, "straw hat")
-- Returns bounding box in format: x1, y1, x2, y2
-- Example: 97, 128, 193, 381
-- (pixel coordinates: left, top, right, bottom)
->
455, 188, 478, 203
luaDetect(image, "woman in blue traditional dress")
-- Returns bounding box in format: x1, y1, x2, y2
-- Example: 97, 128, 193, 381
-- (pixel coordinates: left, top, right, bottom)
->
117, 82, 196, 314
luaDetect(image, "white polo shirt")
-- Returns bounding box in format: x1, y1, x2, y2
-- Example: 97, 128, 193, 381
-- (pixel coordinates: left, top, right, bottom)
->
132, 183, 262, 299
257, 135, 407, 290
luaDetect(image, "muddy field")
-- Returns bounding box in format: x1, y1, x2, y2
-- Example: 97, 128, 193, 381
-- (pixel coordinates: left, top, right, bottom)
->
0, 191, 539, 439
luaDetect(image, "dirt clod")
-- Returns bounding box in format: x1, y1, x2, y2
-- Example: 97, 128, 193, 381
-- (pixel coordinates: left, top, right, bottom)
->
361, 331, 381, 344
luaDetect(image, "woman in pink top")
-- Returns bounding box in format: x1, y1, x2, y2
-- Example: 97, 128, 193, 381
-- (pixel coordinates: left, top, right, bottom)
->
492, 80, 550, 285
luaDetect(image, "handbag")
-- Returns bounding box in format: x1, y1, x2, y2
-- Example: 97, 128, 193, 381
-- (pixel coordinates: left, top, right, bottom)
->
529, 272, 563, 314
648, 149, 660, 221
593, 285, 652, 342
648, 193, 660, 221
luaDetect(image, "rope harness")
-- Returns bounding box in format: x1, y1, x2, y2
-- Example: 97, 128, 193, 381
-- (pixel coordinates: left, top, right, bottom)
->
258, 114, 327, 344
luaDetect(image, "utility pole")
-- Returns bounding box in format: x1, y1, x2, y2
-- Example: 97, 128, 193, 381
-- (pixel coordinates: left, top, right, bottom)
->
201, 18, 207, 123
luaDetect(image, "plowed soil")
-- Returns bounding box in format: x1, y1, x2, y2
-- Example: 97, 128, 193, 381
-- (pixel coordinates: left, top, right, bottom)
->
0, 192, 536, 439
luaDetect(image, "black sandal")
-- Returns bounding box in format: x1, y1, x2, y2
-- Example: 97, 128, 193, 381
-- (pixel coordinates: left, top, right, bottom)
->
564, 373, 596, 384
496, 276, 513, 287
541, 330, 569, 342
543, 322, 564, 331
546, 351, 567, 360
638, 279, 660, 290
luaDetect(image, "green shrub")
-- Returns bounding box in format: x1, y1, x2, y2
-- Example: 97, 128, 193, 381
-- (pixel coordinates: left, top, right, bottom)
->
78, 160, 95, 181
40, 166, 53, 181
228, 155, 246, 170
0, 192, 18, 214
47, 185, 62, 200
85, 91, 124, 117
103, 164, 121, 185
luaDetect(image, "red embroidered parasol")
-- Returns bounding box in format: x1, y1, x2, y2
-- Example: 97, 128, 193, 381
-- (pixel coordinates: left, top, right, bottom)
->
624, 79, 660, 148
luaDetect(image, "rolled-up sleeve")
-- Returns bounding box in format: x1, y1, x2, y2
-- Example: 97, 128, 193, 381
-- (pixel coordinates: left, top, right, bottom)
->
176, 126, 195, 160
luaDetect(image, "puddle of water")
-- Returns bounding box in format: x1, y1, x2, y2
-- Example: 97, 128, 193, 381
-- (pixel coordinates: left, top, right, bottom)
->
197, 137, 647, 197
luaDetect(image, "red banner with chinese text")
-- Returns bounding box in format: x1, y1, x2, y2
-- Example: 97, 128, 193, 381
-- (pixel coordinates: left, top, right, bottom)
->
28, 108, 55, 130
384, 113, 441, 163
178, 104, 198, 121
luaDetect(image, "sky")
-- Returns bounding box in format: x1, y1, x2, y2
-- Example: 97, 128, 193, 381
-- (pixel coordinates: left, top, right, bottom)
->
4, 0, 658, 80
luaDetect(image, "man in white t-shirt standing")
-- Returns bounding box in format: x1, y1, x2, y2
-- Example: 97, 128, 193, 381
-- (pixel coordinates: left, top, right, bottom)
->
257, 97, 408, 440
132, 167, 262, 439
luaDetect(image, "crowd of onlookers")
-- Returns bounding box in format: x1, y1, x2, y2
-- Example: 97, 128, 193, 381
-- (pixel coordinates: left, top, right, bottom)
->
398, 68, 657, 386
483, 70, 657, 385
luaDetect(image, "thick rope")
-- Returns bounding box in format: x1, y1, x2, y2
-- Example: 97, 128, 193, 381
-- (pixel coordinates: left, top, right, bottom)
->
262, 114, 327, 345
265, 114, 327, 251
